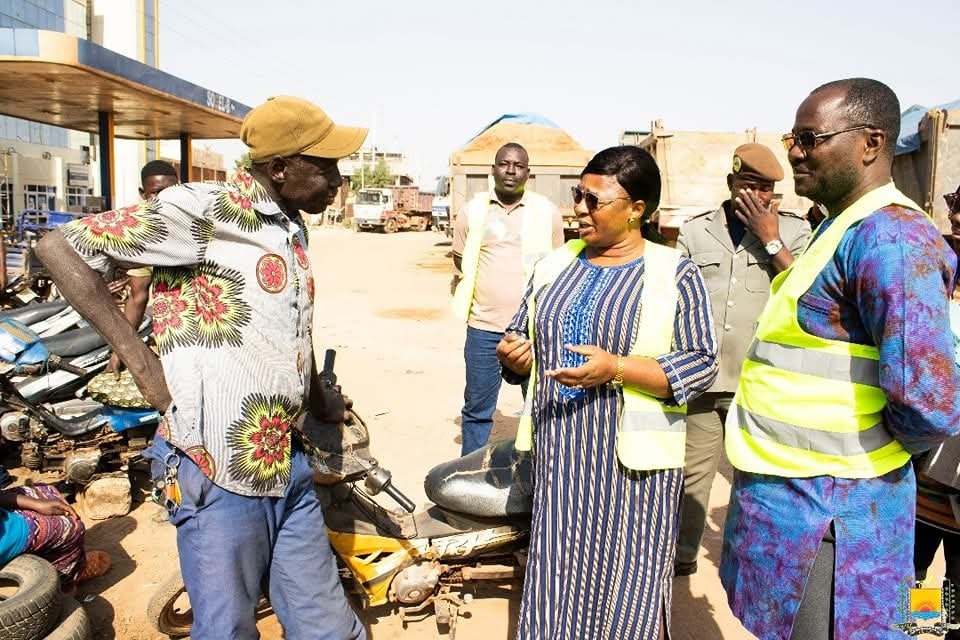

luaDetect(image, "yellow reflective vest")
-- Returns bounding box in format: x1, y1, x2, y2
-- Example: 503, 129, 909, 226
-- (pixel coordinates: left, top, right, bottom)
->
726, 183, 928, 478
515, 239, 688, 470
451, 191, 556, 321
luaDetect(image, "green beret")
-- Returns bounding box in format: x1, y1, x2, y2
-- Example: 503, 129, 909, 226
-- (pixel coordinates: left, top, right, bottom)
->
732, 143, 784, 182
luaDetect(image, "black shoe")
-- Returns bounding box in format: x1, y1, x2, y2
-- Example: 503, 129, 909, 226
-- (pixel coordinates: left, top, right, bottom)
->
674, 561, 698, 577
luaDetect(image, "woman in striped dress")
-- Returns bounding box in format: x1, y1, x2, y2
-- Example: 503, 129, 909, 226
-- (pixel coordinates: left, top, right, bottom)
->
498, 146, 717, 639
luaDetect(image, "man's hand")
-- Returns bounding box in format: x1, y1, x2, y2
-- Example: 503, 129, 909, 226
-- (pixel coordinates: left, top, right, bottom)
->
106, 277, 129, 296
105, 353, 124, 374
310, 383, 351, 424
545, 345, 617, 388
734, 189, 781, 244
496, 332, 532, 376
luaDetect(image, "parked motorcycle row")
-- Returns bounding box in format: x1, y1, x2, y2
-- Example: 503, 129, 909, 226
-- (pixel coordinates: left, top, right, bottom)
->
0, 300, 161, 485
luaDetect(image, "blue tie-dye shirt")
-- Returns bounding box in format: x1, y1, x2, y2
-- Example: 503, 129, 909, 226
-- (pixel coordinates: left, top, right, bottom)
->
721, 203, 960, 640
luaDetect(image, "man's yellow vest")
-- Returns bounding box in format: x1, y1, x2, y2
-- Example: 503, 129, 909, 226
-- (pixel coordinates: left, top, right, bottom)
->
515, 239, 688, 470
451, 191, 556, 321
726, 183, 928, 478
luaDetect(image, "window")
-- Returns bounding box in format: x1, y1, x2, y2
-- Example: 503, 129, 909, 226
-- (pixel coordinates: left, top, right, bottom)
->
356, 191, 384, 204
23, 184, 57, 210
0, 180, 13, 229
67, 186, 93, 208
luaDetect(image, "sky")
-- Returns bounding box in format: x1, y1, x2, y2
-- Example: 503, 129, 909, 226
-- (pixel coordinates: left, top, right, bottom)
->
159, 0, 957, 187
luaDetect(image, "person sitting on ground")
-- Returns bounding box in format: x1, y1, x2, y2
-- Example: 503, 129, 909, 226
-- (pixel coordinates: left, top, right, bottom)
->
0, 471, 110, 593
105, 160, 179, 373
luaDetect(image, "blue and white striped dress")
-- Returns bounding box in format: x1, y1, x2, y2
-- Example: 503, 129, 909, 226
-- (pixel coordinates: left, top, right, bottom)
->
507, 252, 718, 640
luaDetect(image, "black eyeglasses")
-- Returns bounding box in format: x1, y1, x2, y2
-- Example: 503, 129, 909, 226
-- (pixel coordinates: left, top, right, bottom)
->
781, 125, 873, 152
571, 186, 630, 212
946, 191, 960, 214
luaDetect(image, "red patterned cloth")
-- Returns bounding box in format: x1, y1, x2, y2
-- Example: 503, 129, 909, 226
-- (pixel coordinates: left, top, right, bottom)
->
11, 485, 86, 590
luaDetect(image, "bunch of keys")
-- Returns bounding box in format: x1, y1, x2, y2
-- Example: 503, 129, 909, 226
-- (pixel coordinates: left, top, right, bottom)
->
151, 451, 182, 510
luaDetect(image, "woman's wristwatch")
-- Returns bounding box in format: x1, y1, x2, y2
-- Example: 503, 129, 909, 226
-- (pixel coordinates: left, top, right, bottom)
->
611, 356, 625, 387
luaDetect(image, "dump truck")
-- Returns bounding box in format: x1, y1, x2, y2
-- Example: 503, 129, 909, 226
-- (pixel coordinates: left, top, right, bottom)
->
432, 176, 452, 237
622, 120, 811, 244
353, 186, 434, 233
448, 114, 593, 239
893, 100, 960, 233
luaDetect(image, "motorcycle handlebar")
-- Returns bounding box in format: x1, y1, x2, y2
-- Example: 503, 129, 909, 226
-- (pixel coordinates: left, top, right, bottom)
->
384, 484, 416, 513
321, 349, 337, 386
15, 357, 87, 377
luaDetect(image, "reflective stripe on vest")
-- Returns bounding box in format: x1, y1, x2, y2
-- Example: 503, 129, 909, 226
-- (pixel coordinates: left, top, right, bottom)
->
516, 239, 687, 471
451, 191, 555, 321
734, 405, 895, 456
747, 339, 881, 387
726, 183, 927, 479
621, 408, 687, 433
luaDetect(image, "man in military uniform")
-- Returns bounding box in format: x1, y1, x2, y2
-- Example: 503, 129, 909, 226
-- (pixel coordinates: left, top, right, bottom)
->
674, 143, 811, 576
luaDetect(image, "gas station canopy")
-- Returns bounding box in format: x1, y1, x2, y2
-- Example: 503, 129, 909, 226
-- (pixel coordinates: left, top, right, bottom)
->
0, 28, 250, 139
0, 28, 252, 208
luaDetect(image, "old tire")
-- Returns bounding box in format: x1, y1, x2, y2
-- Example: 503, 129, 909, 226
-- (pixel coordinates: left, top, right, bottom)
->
44, 597, 91, 640
146, 568, 192, 637
414, 218, 429, 232
383, 218, 399, 234
0, 554, 62, 640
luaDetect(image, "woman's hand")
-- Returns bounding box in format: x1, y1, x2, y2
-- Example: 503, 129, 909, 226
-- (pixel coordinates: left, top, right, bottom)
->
21, 496, 79, 519
546, 345, 618, 389
497, 332, 533, 376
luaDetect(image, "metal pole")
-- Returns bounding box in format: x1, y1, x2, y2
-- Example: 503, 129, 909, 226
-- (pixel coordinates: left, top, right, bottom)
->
97, 111, 115, 211
179, 133, 193, 184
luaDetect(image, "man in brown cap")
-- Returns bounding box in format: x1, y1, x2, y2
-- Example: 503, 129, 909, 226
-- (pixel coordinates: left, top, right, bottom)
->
673, 142, 810, 576
36, 96, 367, 639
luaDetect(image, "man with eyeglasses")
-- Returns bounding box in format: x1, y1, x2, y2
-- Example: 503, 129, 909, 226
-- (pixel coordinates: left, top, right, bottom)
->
36, 96, 367, 639
673, 143, 810, 577
451, 143, 563, 455
721, 78, 960, 639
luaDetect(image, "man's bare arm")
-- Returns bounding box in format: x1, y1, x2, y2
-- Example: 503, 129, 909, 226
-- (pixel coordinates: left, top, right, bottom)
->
36, 231, 171, 410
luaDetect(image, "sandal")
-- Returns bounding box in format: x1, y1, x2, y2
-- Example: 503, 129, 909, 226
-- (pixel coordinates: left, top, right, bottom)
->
77, 550, 111, 582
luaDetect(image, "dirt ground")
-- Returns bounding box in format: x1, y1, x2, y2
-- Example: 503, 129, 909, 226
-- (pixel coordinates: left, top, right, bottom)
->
5, 226, 946, 639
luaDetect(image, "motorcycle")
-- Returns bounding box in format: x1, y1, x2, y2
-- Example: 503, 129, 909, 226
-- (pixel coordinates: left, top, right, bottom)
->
0, 310, 160, 484
147, 350, 532, 638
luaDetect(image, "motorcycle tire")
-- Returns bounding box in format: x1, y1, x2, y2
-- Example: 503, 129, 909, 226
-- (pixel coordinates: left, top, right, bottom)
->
146, 568, 191, 637
0, 555, 63, 640
43, 597, 91, 640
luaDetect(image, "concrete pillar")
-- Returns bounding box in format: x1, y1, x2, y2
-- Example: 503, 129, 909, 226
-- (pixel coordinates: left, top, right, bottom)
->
98, 111, 115, 210
179, 133, 192, 183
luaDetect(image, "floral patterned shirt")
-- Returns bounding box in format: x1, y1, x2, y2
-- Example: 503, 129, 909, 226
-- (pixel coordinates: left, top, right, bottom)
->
61, 172, 314, 497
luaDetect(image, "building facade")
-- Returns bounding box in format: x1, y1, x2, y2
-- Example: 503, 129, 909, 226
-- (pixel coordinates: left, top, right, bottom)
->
0, 0, 160, 226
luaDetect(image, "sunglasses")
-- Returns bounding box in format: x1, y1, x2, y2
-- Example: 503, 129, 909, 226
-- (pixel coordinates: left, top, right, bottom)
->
945, 191, 960, 214
571, 186, 631, 212
781, 125, 873, 152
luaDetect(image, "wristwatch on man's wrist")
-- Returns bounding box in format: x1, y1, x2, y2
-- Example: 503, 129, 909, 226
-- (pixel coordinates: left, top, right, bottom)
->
764, 239, 784, 256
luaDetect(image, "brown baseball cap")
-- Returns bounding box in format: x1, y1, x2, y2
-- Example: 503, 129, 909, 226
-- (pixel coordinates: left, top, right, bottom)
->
241, 96, 368, 162
731, 143, 784, 182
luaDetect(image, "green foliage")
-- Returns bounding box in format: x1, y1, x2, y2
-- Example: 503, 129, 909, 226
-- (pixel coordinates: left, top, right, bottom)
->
350, 158, 393, 190
234, 152, 252, 171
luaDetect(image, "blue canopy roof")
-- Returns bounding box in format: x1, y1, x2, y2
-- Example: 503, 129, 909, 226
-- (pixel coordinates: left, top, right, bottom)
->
897, 99, 960, 155
466, 113, 560, 144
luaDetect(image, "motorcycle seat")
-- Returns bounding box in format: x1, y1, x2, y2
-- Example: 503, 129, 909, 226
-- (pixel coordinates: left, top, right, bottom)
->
0, 301, 69, 326
41, 325, 107, 357
424, 439, 533, 518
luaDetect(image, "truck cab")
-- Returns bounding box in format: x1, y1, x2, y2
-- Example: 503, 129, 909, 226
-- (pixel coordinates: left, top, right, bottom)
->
432, 177, 451, 237
353, 189, 392, 231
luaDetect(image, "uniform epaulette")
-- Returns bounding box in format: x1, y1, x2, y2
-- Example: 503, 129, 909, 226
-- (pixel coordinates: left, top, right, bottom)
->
685, 210, 714, 221
777, 209, 805, 219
